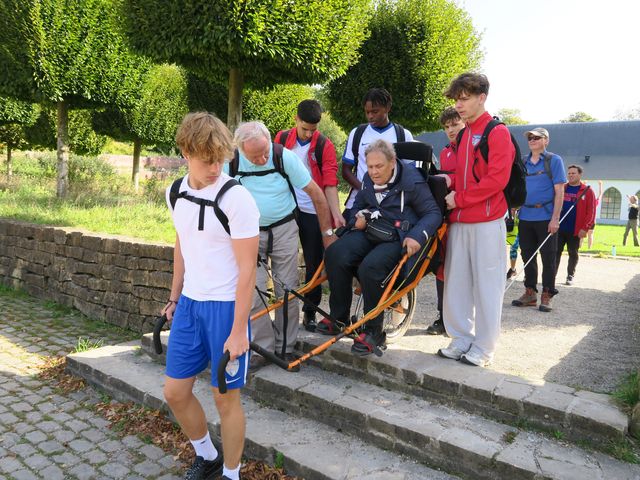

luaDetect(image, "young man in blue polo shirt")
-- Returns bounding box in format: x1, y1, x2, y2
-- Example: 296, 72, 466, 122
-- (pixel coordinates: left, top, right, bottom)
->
512, 127, 566, 312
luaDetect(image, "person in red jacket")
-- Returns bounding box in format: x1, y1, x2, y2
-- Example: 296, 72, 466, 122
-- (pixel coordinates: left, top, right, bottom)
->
274, 100, 345, 332
554, 165, 596, 286
426, 106, 463, 336
437, 73, 513, 367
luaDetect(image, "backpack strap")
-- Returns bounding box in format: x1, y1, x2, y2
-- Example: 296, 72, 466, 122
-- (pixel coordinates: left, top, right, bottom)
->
230, 150, 240, 177
277, 130, 290, 147
212, 179, 240, 235
169, 178, 240, 234
393, 123, 406, 143
169, 176, 184, 210
351, 124, 368, 172
313, 133, 326, 173
271, 143, 299, 210
543, 152, 553, 179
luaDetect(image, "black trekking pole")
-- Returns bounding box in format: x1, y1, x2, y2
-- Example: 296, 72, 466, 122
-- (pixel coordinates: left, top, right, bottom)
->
505, 186, 591, 292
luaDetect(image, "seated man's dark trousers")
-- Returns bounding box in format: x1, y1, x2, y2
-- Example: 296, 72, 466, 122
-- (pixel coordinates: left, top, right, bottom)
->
325, 230, 402, 334
296, 211, 324, 314
555, 230, 580, 278
518, 219, 559, 293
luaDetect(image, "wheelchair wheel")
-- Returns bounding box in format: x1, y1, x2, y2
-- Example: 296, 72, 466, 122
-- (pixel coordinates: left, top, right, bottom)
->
352, 289, 416, 343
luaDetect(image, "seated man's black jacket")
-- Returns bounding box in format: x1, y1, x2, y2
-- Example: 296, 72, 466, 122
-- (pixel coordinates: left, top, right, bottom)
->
351, 161, 442, 245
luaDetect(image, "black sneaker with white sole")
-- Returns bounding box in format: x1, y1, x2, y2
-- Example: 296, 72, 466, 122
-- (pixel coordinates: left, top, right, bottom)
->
184, 455, 223, 480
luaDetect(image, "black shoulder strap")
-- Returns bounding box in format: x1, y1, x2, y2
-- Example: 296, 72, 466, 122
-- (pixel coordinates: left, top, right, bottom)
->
351, 124, 368, 171
313, 133, 326, 173
168, 177, 239, 234
477, 119, 501, 163
543, 152, 553, 179
393, 123, 406, 143
230, 150, 240, 177
212, 179, 240, 235
272, 143, 299, 209
169, 176, 184, 210
276, 130, 289, 147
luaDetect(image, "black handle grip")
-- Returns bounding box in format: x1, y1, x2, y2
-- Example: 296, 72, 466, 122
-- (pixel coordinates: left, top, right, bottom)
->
153, 314, 168, 354
217, 350, 232, 394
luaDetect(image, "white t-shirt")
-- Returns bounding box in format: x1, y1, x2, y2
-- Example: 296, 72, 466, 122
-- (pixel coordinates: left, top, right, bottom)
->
291, 140, 315, 214
342, 123, 414, 208
165, 172, 260, 301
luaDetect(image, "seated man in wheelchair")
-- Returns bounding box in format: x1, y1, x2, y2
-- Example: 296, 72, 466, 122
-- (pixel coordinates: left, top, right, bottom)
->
317, 139, 442, 355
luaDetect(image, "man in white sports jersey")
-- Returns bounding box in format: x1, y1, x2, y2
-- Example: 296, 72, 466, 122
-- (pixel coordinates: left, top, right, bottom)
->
341, 88, 413, 220
162, 112, 259, 480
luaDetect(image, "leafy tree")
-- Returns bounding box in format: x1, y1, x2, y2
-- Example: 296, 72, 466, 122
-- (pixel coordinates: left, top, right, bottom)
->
186, 75, 314, 136
24, 108, 107, 156
326, 0, 482, 133
93, 64, 189, 189
496, 108, 528, 126
0, 97, 39, 175
560, 111, 597, 123
122, 0, 372, 132
0, 0, 148, 197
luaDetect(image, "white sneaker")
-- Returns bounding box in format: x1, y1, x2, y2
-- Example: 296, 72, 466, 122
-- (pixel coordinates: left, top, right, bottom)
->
460, 350, 492, 367
437, 343, 467, 360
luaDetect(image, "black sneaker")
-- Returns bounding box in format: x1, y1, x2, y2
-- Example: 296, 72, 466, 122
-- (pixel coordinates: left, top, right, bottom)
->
185, 455, 223, 480
426, 318, 446, 336
302, 311, 317, 332
506, 268, 516, 280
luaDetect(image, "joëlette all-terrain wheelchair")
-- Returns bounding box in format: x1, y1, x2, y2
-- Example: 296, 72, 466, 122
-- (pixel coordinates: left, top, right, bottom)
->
153, 141, 449, 393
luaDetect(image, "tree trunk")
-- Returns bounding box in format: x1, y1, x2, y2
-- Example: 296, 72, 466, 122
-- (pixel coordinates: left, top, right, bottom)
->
132, 137, 141, 192
227, 68, 244, 134
6, 144, 12, 177
56, 101, 70, 198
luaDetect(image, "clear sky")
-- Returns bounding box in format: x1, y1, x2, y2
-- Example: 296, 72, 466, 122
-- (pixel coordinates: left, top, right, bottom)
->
455, 0, 640, 124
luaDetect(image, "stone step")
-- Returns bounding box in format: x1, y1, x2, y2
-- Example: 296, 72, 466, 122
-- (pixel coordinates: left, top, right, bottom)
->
245, 361, 639, 480
295, 331, 629, 446
67, 342, 460, 480
142, 330, 629, 447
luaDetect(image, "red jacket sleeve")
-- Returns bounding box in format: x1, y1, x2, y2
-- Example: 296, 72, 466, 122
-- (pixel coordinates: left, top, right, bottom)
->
320, 136, 338, 187
455, 126, 513, 209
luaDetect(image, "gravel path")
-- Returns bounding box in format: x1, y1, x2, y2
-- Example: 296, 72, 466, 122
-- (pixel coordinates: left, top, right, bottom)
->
387, 252, 640, 393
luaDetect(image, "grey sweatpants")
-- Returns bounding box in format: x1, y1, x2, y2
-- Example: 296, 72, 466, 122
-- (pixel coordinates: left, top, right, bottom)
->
443, 218, 506, 362
251, 219, 300, 355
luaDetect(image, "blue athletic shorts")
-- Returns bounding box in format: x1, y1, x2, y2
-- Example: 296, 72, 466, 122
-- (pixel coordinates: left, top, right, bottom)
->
165, 295, 250, 389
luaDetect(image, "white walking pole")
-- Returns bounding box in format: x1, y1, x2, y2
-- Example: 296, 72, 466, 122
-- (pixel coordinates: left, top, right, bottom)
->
505, 186, 591, 292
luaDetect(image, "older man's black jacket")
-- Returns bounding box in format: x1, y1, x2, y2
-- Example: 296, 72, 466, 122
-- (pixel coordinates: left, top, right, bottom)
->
351, 161, 442, 246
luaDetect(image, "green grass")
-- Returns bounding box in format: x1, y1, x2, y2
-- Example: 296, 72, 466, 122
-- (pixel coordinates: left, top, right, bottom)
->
579, 224, 640, 258
612, 370, 640, 408
1, 150, 639, 257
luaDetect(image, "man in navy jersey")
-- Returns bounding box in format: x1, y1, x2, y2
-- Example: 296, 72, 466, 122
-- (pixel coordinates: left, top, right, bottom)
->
554, 165, 596, 286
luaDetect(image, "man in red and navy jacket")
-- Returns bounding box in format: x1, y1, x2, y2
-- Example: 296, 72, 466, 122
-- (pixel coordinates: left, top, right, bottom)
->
274, 100, 345, 332
554, 164, 596, 286
437, 73, 513, 368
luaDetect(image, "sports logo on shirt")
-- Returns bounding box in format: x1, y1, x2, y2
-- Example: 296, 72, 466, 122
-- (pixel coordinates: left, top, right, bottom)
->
472, 134, 482, 146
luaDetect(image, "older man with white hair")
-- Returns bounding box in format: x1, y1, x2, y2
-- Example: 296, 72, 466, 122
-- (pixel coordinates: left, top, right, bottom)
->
226, 121, 335, 371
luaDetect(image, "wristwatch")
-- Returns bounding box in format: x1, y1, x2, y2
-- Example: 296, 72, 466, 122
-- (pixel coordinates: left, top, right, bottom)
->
322, 229, 335, 237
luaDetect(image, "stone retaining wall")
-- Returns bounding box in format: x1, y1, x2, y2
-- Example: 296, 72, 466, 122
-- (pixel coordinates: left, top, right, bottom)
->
0, 219, 173, 333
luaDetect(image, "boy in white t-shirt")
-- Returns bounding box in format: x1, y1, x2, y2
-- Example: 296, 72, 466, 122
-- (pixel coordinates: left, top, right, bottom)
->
341, 88, 413, 217
161, 112, 260, 480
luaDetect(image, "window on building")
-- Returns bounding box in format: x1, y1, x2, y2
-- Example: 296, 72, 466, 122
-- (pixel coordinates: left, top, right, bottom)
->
601, 187, 621, 219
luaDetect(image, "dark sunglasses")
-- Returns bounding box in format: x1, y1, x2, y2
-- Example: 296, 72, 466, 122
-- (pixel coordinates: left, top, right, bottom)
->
527, 136, 543, 141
